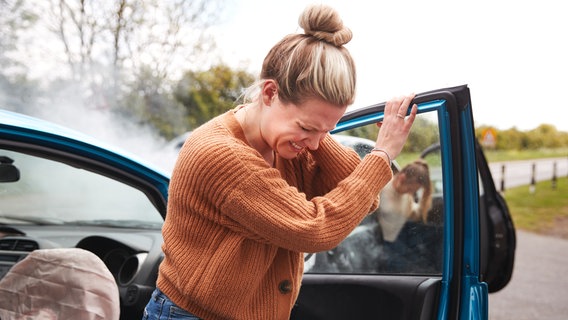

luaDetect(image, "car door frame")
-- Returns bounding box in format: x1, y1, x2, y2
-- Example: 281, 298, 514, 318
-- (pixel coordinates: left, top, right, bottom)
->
292, 85, 503, 320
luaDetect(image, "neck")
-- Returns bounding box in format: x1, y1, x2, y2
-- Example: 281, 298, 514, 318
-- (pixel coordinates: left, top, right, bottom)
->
235, 104, 274, 166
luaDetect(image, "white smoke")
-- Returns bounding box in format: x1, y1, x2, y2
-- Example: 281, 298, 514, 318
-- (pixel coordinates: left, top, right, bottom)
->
12, 81, 180, 174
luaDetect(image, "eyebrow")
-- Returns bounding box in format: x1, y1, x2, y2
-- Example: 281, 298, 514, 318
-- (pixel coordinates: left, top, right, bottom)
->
299, 121, 334, 132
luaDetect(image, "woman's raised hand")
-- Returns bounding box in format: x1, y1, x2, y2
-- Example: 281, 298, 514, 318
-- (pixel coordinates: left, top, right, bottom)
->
374, 94, 418, 160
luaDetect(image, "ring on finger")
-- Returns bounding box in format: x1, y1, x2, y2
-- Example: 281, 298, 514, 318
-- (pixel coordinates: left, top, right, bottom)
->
396, 113, 405, 119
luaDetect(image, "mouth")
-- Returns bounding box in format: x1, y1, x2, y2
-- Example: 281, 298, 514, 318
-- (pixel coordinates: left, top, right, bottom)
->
290, 141, 303, 152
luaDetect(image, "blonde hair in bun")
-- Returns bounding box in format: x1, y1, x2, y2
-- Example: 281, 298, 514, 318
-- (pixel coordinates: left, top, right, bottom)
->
252, 4, 356, 107
299, 4, 353, 47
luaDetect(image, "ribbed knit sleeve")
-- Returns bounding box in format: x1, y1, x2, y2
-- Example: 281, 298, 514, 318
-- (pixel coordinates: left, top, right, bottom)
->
292, 134, 362, 199
175, 113, 391, 253
219, 148, 391, 252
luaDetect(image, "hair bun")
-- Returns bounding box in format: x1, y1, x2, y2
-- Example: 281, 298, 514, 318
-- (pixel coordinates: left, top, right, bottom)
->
298, 4, 352, 47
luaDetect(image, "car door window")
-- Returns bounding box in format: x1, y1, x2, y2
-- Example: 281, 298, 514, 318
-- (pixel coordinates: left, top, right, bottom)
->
305, 111, 444, 275
0, 149, 163, 228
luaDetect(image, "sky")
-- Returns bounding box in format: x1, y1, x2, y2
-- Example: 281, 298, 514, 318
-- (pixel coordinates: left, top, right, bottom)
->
210, 0, 568, 131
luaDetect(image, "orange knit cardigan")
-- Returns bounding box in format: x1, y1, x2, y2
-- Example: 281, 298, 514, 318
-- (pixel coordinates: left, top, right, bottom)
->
156, 109, 392, 320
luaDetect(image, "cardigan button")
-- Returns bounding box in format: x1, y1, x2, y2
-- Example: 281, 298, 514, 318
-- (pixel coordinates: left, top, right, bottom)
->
278, 280, 292, 294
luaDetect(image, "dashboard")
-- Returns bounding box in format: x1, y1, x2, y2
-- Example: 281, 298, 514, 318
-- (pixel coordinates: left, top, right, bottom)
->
0, 225, 163, 318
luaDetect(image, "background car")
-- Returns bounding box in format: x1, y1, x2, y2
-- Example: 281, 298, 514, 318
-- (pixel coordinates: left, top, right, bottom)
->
0, 84, 515, 319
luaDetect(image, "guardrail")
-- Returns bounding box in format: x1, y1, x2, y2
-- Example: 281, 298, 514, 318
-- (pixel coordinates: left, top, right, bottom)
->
497, 157, 567, 193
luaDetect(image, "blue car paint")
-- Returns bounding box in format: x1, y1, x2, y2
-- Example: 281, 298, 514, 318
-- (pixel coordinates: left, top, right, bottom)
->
436, 100, 455, 320
0, 109, 170, 207
334, 97, 489, 320
458, 100, 487, 320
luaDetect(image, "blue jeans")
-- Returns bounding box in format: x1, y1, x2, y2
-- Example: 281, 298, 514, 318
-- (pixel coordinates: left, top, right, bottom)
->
142, 288, 201, 320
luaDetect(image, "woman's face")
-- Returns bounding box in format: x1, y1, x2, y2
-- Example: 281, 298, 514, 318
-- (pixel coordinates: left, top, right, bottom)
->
394, 174, 423, 195
260, 96, 347, 159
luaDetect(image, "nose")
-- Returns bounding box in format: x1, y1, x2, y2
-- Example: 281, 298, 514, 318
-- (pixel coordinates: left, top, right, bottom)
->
305, 132, 326, 150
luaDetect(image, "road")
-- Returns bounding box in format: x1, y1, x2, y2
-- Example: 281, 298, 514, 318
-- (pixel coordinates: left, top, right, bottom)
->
489, 231, 568, 320
487, 157, 568, 319
489, 157, 568, 191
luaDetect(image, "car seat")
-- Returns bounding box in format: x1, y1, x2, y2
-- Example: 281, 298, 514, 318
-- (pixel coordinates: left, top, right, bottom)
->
0, 248, 119, 320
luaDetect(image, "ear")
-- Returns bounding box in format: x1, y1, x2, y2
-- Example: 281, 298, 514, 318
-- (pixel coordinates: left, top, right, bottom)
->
261, 80, 278, 106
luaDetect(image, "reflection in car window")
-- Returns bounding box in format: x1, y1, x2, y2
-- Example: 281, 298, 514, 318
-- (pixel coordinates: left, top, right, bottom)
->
0, 150, 163, 228
305, 112, 444, 275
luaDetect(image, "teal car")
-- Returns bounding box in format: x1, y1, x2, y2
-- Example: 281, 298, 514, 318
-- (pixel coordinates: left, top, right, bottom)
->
0, 84, 515, 319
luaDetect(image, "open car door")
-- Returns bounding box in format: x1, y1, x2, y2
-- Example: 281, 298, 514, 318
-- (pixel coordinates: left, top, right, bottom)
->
291, 85, 516, 320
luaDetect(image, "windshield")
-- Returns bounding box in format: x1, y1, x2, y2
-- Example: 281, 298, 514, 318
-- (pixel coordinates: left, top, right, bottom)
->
0, 149, 163, 229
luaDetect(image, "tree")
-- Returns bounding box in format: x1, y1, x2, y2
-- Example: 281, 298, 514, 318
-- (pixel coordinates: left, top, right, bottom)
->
41, 0, 223, 81
119, 65, 188, 139
0, 0, 38, 69
403, 116, 439, 153
0, 0, 42, 114
1, 0, 226, 106
1, 0, 228, 139
528, 124, 561, 149
174, 64, 256, 128
476, 124, 568, 150
496, 127, 525, 150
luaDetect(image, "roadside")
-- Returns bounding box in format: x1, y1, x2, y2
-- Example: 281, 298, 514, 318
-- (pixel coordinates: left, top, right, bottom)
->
546, 216, 568, 239
503, 178, 568, 240
489, 230, 568, 320
490, 157, 568, 239
489, 159, 568, 319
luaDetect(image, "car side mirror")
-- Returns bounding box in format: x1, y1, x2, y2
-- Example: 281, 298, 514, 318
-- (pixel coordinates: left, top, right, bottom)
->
0, 156, 20, 182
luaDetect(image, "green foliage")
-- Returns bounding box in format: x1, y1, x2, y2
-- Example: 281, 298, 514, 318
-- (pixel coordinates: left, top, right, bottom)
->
342, 114, 440, 153
174, 64, 255, 128
476, 125, 568, 150
403, 117, 440, 153
0, 0, 226, 141
504, 177, 568, 234
482, 147, 568, 162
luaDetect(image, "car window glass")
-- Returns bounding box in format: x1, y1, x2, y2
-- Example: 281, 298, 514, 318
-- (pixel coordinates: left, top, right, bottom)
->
0, 149, 163, 228
305, 111, 444, 275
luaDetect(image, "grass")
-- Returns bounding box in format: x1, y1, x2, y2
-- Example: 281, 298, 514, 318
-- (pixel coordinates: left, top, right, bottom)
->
483, 148, 568, 235
483, 147, 568, 162
397, 147, 568, 234
502, 177, 568, 234
397, 148, 568, 168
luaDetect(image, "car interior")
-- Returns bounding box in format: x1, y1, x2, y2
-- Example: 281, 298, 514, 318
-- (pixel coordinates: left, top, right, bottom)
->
0, 147, 165, 318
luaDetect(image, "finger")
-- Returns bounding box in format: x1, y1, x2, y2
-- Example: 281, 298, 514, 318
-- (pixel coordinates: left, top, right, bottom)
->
384, 100, 395, 116
403, 104, 418, 127
398, 94, 416, 116
386, 96, 404, 116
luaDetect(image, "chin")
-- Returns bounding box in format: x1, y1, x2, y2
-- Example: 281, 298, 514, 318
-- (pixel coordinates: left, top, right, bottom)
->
279, 153, 299, 160
278, 148, 302, 159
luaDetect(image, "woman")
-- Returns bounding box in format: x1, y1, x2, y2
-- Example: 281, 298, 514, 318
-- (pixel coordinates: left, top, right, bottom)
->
143, 4, 417, 320
377, 159, 433, 242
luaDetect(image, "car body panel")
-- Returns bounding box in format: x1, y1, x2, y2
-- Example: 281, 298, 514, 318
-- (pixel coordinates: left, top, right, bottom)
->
0, 84, 515, 319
